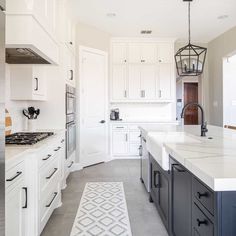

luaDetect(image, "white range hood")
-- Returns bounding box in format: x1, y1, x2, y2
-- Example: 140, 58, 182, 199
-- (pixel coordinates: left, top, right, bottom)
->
5, 14, 59, 64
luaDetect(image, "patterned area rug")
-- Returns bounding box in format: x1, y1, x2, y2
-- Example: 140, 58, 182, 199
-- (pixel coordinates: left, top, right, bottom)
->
70, 182, 132, 236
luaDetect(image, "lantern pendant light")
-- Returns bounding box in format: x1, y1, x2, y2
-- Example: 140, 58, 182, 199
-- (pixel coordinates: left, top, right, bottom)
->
175, 0, 207, 77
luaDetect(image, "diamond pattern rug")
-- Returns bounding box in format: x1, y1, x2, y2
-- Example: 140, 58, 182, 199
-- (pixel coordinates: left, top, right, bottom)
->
70, 182, 132, 236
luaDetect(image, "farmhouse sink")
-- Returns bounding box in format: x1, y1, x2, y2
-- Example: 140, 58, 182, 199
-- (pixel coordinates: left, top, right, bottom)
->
146, 132, 201, 170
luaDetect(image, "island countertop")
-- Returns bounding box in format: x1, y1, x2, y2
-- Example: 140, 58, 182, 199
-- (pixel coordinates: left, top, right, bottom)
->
140, 124, 236, 191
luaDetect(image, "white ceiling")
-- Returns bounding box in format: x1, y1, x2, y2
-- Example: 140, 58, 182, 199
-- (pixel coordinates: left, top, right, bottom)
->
68, 0, 236, 43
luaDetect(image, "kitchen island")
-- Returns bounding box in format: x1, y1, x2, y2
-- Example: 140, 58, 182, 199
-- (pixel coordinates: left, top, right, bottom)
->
140, 124, 236, 236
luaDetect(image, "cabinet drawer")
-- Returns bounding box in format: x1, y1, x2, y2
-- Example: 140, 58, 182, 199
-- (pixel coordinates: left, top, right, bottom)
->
39, 139, 64, 168
192, 203, 214, 236
39, 157, 60, 198
128, 125, 140, 131
193, 177, 214, 215
112, 125, 128, 130
40, 186, 60, 233
6, 161, 24, 189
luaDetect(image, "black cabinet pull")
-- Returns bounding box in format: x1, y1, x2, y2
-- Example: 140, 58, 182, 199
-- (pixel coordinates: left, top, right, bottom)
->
70, 70, 73, 80
54, 147, 61, 152
22, 187, 28, 209
142, 137, 147, 143
61, 139, 65, 143
42, 154, 52, 161
46, 168, 58, 179
100, 120, 106, 124
197, 191, 209, 199
154, 171, 160, 188
34, 77, 39, 91
69, 41, 73, 45
68, 161, 74, 168
173, 164, 186, 173
197, 219, 208, 227
6, 171, 22, 182
46, 192, 58, 208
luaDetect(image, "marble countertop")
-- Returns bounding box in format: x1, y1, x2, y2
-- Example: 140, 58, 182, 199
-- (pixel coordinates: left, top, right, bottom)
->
5, 129, 65, 165
140, 124, 236, 191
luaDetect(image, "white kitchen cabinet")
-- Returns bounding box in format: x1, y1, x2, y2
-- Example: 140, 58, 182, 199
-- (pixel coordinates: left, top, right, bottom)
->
65, 19, 76, 54
128, 65, 156, 100
112, 43, 127, 64
112, 65, 127, 100
110, 39, 175, 103
128, 43, 157, 64
158, 63, 173, 100
158, 42, 174, 63
112, 131, 129, 155
111, 125, 141, 157
6, 161, 26, 236
140, 65, 157, 99
10, 65, 47, 101
128, 65, 141, 99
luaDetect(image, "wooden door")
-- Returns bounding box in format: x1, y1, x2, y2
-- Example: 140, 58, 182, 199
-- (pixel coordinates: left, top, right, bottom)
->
184, 83, 199, 125
79, 47, 108, 167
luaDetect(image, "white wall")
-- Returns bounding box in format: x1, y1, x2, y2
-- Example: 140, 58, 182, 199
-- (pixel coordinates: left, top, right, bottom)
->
208, 26, 236, 126
223, 56, 236, 126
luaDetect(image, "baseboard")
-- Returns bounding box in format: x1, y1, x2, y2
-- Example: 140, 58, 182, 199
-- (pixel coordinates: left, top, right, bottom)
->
71, 163, 83, 172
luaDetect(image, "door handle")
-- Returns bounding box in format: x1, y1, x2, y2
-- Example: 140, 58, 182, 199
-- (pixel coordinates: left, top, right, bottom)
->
154, 171, 160, 188
100, 120, 106, 124
6, 171, 22, 182
46, 168, 58, 179
46, 192, 58, 208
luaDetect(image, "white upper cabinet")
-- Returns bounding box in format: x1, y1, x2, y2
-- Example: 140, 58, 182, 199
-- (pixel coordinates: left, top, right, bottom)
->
128, 65, 141, 99
110, 39, 175, 102
112, 43, 127, 64
158, 42, 174, 63
140, 65, 157, 99
141, 43, 157, 64
158, 63, 173, 100
128, 43, 141, 63
112, 65, 127, 100
10, 65, 47, 101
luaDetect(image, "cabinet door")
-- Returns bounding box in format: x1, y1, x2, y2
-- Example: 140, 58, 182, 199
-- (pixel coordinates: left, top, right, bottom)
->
112, 131, 128, 155
172, 163, 192, 236
129, 143, 140, 156
112, 65, 127, 100
128, 43, 141, 63
158, 43, 173, 63
140, 65, 157, 99
112, 43, 127, 64
128, 65, 141, 99
141, 43, 157, 64
158, 63, 172, 100
32, 66, 46, 97
6, 184, 24, 236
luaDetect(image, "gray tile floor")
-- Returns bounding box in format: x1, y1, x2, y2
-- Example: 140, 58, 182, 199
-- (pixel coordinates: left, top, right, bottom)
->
41, 160, 168, 236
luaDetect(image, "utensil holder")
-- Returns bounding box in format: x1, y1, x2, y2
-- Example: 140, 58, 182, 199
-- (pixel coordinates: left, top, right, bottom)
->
28, 119, 37, 132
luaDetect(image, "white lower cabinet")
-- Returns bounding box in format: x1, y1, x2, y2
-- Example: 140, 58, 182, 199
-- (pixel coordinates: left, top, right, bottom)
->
6, 162, 25, 236
5, 132, 69, 236
111, 124, 141, 157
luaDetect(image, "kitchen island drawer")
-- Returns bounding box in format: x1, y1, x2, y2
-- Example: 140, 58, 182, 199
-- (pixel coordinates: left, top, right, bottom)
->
6, 161, 24, 189
192, 202, 214, 236
193, 177, 214, 215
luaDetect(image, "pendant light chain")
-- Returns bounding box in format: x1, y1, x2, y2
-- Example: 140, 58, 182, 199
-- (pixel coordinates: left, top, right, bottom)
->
188, 1, 191, 44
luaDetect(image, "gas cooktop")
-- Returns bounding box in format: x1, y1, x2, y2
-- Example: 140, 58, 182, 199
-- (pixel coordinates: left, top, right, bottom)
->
6, 132, 54, 145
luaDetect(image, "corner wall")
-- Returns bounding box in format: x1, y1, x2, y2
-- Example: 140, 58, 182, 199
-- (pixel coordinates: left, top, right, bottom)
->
208, 26, 236, 126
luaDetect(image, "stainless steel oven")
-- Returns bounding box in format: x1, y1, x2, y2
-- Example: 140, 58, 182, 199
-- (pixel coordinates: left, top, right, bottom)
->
66, 84, 76, 115
66, 85, 76, 159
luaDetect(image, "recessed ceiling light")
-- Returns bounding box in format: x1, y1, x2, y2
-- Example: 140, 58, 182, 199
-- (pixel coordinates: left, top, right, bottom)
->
106, 13, 116, 18
217, 15, 229, 20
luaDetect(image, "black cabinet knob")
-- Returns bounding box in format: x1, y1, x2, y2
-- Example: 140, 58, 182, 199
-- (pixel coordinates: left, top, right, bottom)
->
197, 191, 208, 199
197, 219, 208, 227
100, 120, 106, 124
